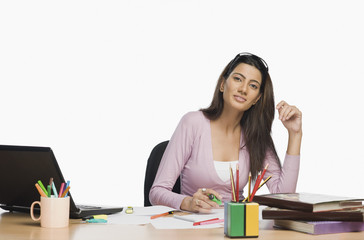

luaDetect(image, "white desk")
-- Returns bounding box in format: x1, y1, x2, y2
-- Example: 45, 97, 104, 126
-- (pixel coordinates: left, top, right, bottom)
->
1, 209, 364, 240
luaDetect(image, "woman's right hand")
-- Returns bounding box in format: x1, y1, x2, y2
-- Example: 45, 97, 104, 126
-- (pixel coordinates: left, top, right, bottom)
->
180, 188, 222, 213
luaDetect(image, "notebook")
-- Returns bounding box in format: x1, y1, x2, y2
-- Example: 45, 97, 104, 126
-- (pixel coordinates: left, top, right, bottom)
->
253, 193, 364, 212
0, 144, 123, 218
262, 207, 364, 222
274, 220, 364, 235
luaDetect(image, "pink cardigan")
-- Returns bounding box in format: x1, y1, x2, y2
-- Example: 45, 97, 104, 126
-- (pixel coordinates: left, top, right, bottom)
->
149, 111, 300, 210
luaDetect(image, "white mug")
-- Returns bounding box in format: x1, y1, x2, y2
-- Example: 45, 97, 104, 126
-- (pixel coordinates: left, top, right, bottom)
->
30, 196, 70, 228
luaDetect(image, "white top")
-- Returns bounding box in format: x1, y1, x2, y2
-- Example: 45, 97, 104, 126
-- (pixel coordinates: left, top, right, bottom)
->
213, 160, 239, 182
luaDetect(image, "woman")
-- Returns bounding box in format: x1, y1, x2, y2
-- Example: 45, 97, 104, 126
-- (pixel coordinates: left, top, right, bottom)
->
149, 52, 302, 213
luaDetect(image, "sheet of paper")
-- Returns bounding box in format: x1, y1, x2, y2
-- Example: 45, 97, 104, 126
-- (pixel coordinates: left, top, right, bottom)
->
126, 205, 175, 216
172, 208, 224, 222
107, 206, 176, 225
150, 208, 225, 229
151, 216, 224, 229
92, 205, 266, 228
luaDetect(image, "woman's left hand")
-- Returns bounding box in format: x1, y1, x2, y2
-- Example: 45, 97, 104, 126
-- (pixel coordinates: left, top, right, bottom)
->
276, 100, 302, 134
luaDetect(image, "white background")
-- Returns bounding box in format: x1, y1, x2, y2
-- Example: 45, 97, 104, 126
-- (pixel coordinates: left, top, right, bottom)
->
1, 1, 363, 207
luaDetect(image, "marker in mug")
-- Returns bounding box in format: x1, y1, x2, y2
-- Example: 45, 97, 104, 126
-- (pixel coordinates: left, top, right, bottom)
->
60, 186, 70, 198
35, 183, 48, 197
52, 181, 58, 198
37, 180, 48, 197
64, 181, 70, 197
59, 183, 65, 198
47, 185, 51, 197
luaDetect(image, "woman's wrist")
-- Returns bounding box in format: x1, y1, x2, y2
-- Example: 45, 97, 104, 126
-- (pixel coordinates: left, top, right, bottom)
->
287, 130, 302, 155
180, 196, 192, 212
288, 129, 303, 139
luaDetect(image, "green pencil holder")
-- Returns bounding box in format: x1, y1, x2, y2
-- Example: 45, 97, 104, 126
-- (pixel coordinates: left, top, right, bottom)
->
224, 202, 259, 238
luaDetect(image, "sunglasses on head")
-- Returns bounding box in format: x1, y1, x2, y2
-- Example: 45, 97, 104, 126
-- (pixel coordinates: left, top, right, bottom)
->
229, 52, 269, 72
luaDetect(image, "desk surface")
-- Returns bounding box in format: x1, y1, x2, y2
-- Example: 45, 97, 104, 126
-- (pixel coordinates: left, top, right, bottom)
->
1, 210, 364, 240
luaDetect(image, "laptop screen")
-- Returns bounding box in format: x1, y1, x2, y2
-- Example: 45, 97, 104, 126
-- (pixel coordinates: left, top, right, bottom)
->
0, 145, 78, 213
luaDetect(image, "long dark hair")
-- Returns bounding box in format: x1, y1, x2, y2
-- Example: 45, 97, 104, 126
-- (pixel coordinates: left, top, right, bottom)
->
201, 53, 281, 180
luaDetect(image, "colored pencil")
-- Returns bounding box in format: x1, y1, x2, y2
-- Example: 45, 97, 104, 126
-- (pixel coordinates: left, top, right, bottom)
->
229, 164, 236, 202
257, 175, 272, 191
235, 164, 239, 202
248, 172, 251, 201
261, 164, 269, 180
250, 164, 269, 201
242, 175, 272, 202
249, 171, 261, 202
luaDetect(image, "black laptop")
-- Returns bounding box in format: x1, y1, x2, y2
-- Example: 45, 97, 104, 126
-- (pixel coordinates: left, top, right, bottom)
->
0, 144, 123, 218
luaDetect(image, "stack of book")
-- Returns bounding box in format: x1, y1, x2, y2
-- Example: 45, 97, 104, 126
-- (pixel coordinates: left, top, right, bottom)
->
253, 192, 364, 235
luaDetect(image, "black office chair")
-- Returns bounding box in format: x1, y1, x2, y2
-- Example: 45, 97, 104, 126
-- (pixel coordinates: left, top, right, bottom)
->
144, 140, 181, 206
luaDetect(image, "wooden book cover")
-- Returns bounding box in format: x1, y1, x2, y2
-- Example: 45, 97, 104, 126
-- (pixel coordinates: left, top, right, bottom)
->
263, 207, 364, 222
274, 220, 364, 235
253, 193, 364, 212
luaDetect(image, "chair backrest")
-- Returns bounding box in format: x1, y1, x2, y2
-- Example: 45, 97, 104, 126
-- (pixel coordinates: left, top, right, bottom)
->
144, 140, 181, 206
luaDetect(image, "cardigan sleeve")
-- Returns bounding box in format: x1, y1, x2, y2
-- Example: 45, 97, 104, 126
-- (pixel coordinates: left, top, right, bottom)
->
263, 150, 300, 193
149, 112, 196, 209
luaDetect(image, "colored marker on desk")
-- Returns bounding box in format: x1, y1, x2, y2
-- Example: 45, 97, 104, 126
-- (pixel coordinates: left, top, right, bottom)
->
86, 219, 107, 223
193, 218, 220, 226
82, 215, 108, 221
150, 211, 174, 219
199, 219, 224, 225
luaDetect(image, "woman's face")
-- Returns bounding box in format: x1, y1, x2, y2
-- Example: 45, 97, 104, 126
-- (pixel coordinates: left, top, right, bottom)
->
221, 63, 262, 112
